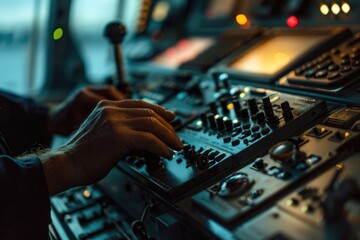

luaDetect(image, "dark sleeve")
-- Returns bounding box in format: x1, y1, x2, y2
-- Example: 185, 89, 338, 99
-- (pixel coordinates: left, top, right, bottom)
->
0, 155, 51, 239
0, 90, 51, 156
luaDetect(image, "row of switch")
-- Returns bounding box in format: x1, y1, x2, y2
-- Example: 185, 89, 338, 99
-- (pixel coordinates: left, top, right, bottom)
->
180, 143, 227, 169
206, 97, 293, 126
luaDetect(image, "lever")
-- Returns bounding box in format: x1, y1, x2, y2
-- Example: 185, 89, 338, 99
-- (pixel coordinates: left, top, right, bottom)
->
104, 22, 132, 97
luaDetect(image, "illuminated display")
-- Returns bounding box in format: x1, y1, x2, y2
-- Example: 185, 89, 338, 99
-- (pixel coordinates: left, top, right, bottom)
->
230, 35, 328, 75
152, 38, 214, 68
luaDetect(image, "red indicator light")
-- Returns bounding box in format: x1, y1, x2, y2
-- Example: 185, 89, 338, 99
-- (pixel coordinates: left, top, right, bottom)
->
286, 16, 299, 28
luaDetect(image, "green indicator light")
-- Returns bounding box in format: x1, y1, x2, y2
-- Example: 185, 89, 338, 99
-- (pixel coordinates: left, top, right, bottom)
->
53, 28, 63, 40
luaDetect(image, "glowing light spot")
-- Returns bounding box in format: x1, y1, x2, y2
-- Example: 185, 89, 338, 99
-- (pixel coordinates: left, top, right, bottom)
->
196, 120, 202, 126
240, 93, 246, 98
341, 2, 351, 13
165, 48, 176, 56
152, 1, 170, 21
227, 103, 234, 110
244, 87, 250, 93
344, 132, 350, 138
320, 3, 330, 15
215, 114, 220, 119
233, 119, 239, 124
83, 189, 91, 198
301, 205, 309, 213
236, 14, 248, 26
287, 199, 295, 206
331, 3, 341, 15
53, 28, 63, 40
275, 52, 290, 66
178, 39, 190, 49
336, 163, 344, 170
286, 16, 299, 28
321, 127, 326, 133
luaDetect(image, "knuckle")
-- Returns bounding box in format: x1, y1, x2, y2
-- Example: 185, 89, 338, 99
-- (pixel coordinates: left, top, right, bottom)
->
146, 109, 155, 117
99, 106, 113, 117
148, 117, 157, 127
98, 100, 110, 107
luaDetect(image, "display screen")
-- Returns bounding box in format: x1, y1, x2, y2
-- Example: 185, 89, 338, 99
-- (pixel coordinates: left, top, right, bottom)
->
152, 38, 214, 68
229, 35, 328, 75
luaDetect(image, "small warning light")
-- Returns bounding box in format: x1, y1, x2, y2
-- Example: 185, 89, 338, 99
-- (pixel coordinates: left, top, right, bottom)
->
331, 2, 341, 15
341, 1, 351, 14
320, 3, 330, 15
286, 16, 299, 28
53, 28, 63, 40
236, 14, 248, 26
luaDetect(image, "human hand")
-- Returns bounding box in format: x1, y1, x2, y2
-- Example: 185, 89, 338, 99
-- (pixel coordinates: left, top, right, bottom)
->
41, 100, 183, 195
47, 86, 126, 136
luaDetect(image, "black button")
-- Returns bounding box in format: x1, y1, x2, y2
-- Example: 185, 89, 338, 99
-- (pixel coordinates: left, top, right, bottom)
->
233, 121, 241, 128
215, 153, 226, 162
256, 111, 266, 123
251, 124, 260, 132
261, 127, 270, 135
328, 64, 339, 71
176, 158, 183, 164
231, 128, 242, 137
287, 198, 299, 206
249, 132, 261, 142
243, 122, 251, 129
252, 158, 267, 171
340, 66, 352, 73
240, 130, 251, 139
315, 70, 327, 78
208, 151, 220, 160
328, 72, 340, 80
276, 171, 292, 180
223, 136, 231, 143
231, 139, 240, 146
304, 68, 317, 78
295, 67, 305, 75
316, 60, 332, 70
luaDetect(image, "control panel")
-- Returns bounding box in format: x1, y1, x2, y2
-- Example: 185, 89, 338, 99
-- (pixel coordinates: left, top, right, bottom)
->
235, 151, 360, 240
118, 85, 328, 201
51, 186, 136, 240
192, 120, 359, 223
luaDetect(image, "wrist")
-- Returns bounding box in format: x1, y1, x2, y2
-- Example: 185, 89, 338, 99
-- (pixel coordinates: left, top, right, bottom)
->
40, 150, 77, 195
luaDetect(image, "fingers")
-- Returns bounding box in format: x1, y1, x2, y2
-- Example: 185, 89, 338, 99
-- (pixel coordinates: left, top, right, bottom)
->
130, 131, 174, 158
114, 108, 175, 133
87, 86, 125, 101
127, 117, 183, 150
110, 100, 176, 121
